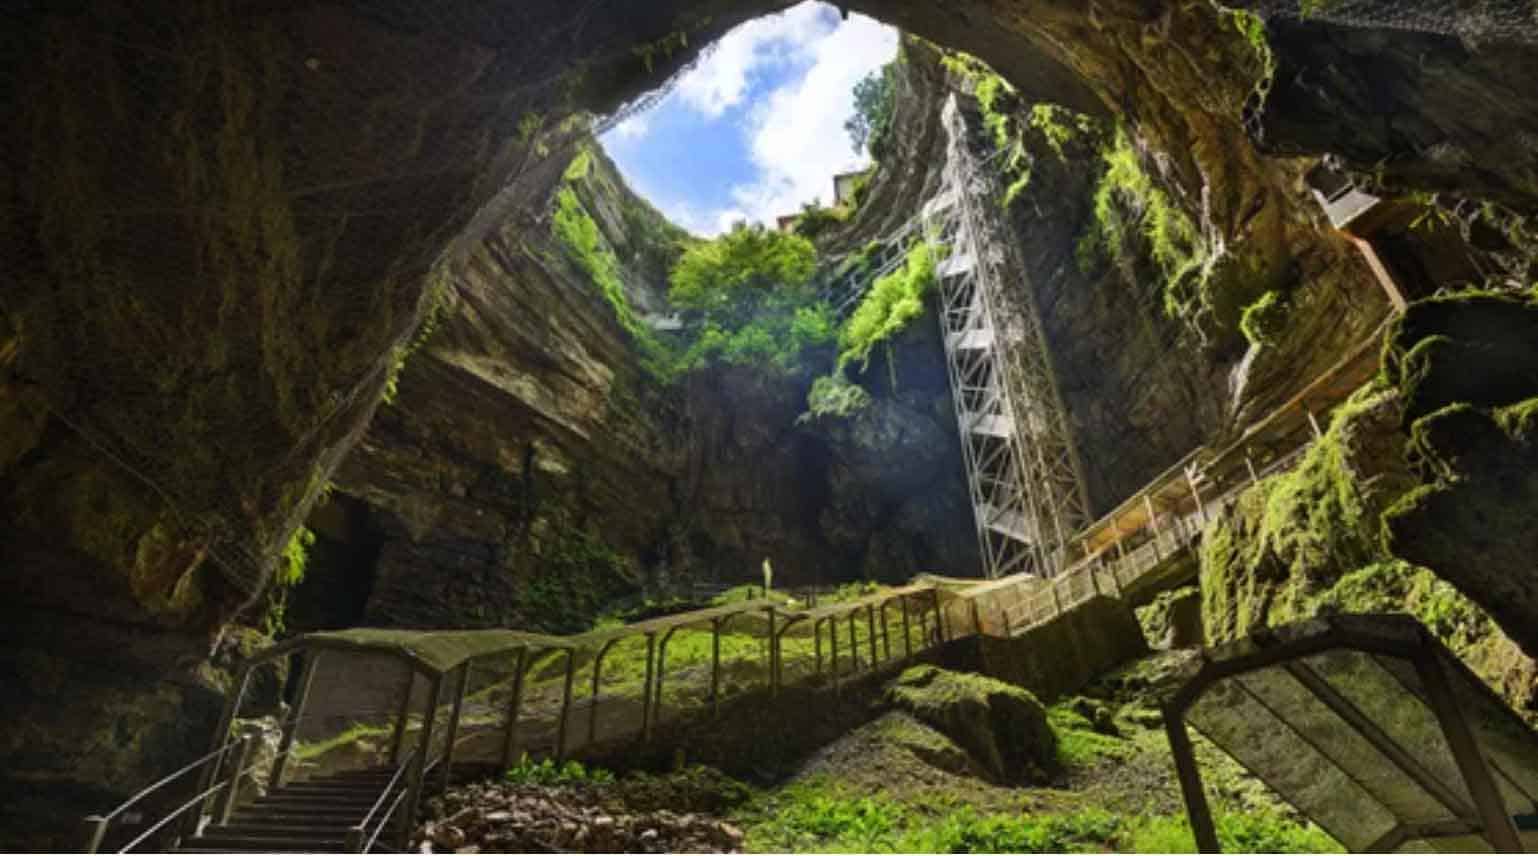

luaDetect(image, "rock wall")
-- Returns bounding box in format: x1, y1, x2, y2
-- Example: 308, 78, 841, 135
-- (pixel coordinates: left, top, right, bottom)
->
322, 131, 978, 632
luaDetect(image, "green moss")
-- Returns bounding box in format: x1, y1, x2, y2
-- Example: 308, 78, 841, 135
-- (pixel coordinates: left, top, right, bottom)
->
1239, 290, 1290, 348
791, 203, 851, 240
1201, 387, 1391, 641
802, 373, 873, 422
1047, 704, 1133, 767
1083, 129, 1214, 322
563, 146, 594, 182
837, 241, 938, 372
736, 774, 1334, 854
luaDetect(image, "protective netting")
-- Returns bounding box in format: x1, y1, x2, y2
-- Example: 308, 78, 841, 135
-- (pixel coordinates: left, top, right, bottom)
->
1239, 0, 1538, 46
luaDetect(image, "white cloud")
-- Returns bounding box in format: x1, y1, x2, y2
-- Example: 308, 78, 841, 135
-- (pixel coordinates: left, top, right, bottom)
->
674, 3, 834, 118
727, 11, 898, 225
611, 113, 650, 140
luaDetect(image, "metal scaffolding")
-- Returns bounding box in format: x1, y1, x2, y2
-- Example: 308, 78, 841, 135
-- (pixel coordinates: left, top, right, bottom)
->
922, 96, 1091, 579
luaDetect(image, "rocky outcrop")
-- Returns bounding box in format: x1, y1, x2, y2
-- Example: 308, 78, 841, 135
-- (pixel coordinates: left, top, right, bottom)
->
1381, 294, 1538, 658
322, 134, 978, 632
885, 664, 1058, 784
1197, 308, 1538, 719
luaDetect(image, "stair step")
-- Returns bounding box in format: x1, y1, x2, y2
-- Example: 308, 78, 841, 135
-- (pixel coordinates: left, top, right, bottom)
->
184, 834, 348, 850
982, 505, 1033, 542
948, 327, 993, 350
968, 412, 1014, 438
231, 811, 366, 825
257, 796, 376, 806
937, 252, 974, 278
207, 822, 356, 837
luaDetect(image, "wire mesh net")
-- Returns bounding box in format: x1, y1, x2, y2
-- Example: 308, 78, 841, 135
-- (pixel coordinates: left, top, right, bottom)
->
1239, 0, 1538, 46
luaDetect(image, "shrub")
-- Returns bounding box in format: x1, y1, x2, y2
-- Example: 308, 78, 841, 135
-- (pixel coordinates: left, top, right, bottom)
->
670, 224, 831, 373
838, 242, 938, 372
802, 373, 873, 422
504, 754, 615, 787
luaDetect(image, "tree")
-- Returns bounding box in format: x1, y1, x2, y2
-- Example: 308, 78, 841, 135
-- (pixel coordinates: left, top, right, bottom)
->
668, 223, 832, 373
845, 62, 897, 158
669, 223, 818, 320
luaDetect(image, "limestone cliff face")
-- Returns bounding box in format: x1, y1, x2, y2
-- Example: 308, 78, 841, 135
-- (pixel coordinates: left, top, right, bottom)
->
309, 137, 978, 634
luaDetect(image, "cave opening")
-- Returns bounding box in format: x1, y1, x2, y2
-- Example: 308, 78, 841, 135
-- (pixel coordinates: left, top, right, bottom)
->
8, 2, 1538, 851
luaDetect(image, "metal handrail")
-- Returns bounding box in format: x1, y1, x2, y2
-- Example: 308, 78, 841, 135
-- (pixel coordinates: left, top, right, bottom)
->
360, 787, 411, 853
348, 751, 416, 853
89, 734, 243, 823
356, 752, 416, 833
114, 769, 241, 853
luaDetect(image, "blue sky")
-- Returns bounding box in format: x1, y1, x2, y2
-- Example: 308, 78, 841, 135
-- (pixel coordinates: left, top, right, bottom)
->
600, 2, 898, 236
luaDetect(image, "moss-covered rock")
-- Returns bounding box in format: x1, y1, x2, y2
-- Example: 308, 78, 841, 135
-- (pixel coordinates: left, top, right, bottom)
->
1137, 586, 1204, 650
1200, 385, 1410, 641
1378, 294, 1538, 660
885, 665, 1057, 783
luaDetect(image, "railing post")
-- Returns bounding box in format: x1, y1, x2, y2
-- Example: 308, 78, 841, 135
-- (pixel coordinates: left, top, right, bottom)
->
1415, 646, 1523, 851
590, 640, 614, 743
767, 607, 779, 696
554, 650, 575, 762
440, 662, 471, 793
813, 619, 823, 679
866, 604, 878, 666
401, 672, 443, 851
213, 732, 256, 825
640, 633, 657, 743
830, 615, 841, 693
1185, 467, 1208, 526
880, 602, 892, 660
1144, 494, 1163, 562
932, 590, 946, 643
390, 667, 416, 766
709, 619, 723, 718
847, 611, 859, 672
271, 651, 322, 790
345, 826, 365, 853
499, 649, 528, 769
900, 596, 912, 660
81, 815, 109, 854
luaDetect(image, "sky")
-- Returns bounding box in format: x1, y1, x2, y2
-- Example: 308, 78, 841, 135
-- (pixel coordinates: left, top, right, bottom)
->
599, 2, 898, 237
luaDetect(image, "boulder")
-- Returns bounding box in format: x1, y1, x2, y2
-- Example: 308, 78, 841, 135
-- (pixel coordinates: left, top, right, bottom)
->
885, 665, 1058, 783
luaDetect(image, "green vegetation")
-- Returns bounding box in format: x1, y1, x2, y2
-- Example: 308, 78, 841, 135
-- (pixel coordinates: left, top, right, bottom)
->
737, 777, 1334, 853
262, 525, 314, 636
1240, 289, 1290, 348
293, 721, 390, 762
837, 242, 938, 372
670, 223, 834, 374
1201, 386, 1387, 641
1082, 129, 1215, 321
846, 61, 898, 158
792, 202, 851, 241
1047, 702, 1134, 767
803, 374, 874, 422
504, 754, 615, 787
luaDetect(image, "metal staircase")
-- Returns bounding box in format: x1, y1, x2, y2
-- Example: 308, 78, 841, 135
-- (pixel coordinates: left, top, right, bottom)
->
923, 96, 1091, 579
816, 95, 1091, 581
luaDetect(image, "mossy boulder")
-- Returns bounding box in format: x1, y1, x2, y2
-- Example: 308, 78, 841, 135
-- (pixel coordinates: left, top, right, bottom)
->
884, 665, 1057, 783
1380, 293, 1538, 659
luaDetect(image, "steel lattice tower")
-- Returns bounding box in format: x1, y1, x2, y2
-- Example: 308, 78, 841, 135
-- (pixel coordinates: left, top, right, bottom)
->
923, 96, 1091, 579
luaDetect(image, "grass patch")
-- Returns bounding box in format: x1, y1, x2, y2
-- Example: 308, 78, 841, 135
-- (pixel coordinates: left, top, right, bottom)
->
735, 776, 1335, 853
